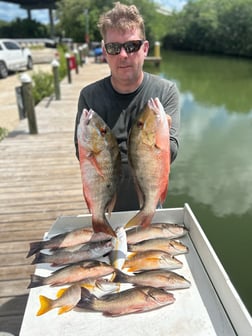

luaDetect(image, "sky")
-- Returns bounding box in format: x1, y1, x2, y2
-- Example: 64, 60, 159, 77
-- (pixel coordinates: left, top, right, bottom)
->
0, 0, 188, 24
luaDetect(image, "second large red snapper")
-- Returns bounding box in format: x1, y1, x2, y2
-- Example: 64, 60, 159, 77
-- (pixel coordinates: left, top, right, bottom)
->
125, 98, 170, 228
77, 109, 121, 237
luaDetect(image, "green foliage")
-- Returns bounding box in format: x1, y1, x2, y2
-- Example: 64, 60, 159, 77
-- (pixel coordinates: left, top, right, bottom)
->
55, 0, 169, 44
0, 127, 8, 141
163, 0, 252, 57
0, 18, 49, 38
57, 45, 68, 80
32, 71, 54, 105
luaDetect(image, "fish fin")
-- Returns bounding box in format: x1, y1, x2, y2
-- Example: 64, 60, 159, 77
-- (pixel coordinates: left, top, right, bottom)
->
58, 305, 74, 315
125, 252, 137, 259
36, 295, 53, 316
112, 269, 128, 283
77, 287, 96, 309
56, 287, 68, 299
123, 265, 139, 272
93, 217, 116, 237
124, 211, 154, 229
106, 193, 117, 217
27, 241, 43, 258
31, 252, 46, 265
27, 274, 45, 289
87, 152, 104, 178
81, 283, 95, 291
159, 181, 169, 204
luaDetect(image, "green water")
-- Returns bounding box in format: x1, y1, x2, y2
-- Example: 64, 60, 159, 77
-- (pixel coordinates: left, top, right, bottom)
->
145, 50, 252, 314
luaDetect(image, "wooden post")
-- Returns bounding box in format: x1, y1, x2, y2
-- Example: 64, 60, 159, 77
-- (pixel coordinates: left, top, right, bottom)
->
74, 49, 79, 74
51, 59, 61, 100
78, 46, 83, 67
20, 73, 38, 134
65, 53, 72, 84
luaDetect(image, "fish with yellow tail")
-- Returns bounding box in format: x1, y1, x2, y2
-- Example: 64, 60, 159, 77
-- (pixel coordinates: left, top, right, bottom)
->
77, 109, 121, 237
36, 279, 120, 316
125, 97, 170, 229
36, 284, 81, 316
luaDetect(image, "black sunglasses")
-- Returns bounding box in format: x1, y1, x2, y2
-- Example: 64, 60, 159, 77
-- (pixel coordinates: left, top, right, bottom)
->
104, 40, 144, 55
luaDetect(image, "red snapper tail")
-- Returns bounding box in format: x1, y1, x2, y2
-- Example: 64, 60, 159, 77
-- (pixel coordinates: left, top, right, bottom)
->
124, 210, 154, 229
92, 216, 116, 237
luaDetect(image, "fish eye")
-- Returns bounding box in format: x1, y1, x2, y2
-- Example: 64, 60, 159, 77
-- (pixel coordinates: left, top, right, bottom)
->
100, 127, 107, 136
137, 121, 144, 129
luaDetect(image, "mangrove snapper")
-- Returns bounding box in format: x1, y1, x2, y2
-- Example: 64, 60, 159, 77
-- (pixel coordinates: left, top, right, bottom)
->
126, 223, 188, 244
27, 226, 111, 258
28, 260, 115, 288
32, 240, 113, 266
77, 286, 175, 316
113, 269, 191, 290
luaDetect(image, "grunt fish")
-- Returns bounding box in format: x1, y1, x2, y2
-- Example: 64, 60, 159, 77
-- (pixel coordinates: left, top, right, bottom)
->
126, 223, 188, 244
77, 108, 121, 237
28, 260, 115, 288
113, 269, 191, 290
36, 279, 120, 316
77, 286, 175, 316
27, 226, 111, 258
125, 98, 170, 229
32, 240, 113, 266
36, 283, 82, 316
123, 250, 183, 272
128, 238, 188, 255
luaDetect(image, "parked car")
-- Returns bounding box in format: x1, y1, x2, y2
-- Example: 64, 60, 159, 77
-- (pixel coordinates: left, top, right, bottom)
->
0, 39, 33, 78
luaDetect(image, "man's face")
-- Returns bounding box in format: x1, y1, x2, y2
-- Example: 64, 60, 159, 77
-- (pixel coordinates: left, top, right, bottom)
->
103, 28, 149, 91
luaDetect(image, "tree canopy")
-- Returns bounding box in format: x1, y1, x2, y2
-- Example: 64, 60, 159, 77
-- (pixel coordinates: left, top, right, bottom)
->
163, 0, 252, 57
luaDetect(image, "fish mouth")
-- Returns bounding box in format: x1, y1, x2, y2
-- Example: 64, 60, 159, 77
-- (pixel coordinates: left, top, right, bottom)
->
84, 109, 94, 125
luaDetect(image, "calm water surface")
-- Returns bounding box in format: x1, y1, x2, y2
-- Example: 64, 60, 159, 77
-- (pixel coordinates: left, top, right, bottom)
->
145, 50, 252, 314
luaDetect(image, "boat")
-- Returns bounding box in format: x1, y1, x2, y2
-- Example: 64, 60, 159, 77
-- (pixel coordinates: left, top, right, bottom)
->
20, 203, 252, 335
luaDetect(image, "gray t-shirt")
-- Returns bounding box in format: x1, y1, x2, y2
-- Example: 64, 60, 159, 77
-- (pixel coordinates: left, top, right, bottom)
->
74, 72, 180, 211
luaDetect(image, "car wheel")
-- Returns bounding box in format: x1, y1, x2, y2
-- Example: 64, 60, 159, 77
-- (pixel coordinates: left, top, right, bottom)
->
27, 56, 33, 70
0, 61, 8, 78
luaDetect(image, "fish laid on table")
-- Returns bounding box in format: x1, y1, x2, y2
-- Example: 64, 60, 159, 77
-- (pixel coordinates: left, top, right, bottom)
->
128, 238, 188, 256
123, 250, 183, 272
27, 226, 111, 258
32, 240, 114, 266
126, 223, 188, 244
125, 98, 170, 229
77, 108, 121, 237
77, 286, 175, 316
113, 269, 191, 290
28, 260, 115, 288
36, 279, 121, 316
36, 283, 82, 316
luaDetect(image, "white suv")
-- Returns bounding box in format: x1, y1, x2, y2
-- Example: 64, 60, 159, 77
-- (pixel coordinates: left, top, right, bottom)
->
0, 39, 33, 78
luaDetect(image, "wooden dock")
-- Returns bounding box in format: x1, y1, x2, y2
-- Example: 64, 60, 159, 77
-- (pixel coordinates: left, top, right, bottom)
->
0, 61, 110, 335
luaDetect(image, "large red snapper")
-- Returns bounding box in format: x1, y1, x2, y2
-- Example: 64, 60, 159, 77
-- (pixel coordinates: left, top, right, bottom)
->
77, 109, 121, 237
125, 98, 170, 228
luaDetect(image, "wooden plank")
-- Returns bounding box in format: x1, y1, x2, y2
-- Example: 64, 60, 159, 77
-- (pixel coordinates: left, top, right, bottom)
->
0, 60, 110, 335
0, 264, 35, 280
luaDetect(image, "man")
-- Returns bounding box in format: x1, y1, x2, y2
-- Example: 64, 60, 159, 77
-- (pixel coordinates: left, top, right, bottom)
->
74, 2, 180, 211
